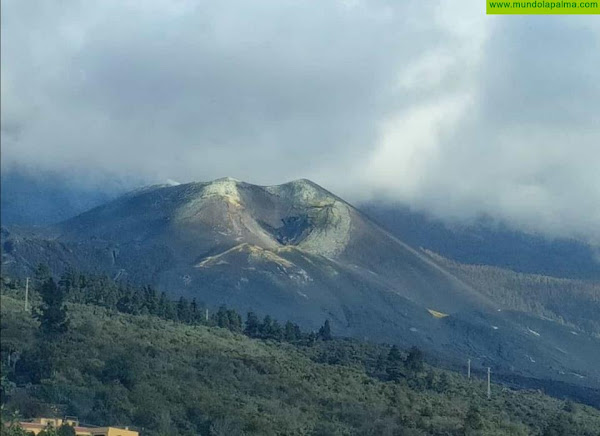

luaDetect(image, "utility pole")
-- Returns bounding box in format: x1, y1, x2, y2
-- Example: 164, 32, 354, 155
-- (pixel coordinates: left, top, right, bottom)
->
467, 359, 471, 380
24, 277, 30, 312
487, 367, 491, 399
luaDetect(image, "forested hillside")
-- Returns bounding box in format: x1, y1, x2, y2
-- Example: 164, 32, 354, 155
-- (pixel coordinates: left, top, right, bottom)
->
2, 275, 600, 436
426, 251, 600, 336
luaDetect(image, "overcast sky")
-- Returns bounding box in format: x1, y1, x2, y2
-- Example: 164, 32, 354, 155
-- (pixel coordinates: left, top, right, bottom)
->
1, 0, 599, 243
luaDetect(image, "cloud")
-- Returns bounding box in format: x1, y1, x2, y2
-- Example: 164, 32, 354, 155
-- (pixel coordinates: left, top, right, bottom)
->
363, 15, 600, 242
1, 1, 599, 243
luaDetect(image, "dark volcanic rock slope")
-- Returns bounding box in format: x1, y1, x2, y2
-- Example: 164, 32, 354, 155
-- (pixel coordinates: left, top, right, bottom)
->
2, 178, 599, 389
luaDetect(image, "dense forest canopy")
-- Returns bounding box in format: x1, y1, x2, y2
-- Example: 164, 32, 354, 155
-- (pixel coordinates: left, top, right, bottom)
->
1, 269, 600, 435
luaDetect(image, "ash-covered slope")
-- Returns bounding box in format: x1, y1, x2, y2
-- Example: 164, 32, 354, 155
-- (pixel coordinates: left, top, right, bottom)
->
2, 178, 599, 390
50, 177, 490, 313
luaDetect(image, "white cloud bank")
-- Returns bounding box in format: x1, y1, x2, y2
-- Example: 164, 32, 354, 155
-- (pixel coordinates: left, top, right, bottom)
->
1, 1, 599, 242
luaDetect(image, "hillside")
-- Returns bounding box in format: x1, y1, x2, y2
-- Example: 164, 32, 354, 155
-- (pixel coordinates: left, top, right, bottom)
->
425, 251, 600, 337
360, 203, 600, 280
2, 178, 600, 393
2, 292, 600, 436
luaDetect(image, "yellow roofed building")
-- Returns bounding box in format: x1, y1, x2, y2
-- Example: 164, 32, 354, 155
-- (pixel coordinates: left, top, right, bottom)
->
16, 418, 139, 436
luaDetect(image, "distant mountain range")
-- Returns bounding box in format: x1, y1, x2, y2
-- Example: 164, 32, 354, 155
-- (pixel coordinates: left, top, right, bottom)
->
2, 177, 599, 392
361, 204, 600, 280
0, 169, 120, 226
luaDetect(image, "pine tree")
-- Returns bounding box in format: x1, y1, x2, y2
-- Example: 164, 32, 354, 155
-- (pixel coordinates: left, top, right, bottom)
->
190, 298, 199, 324
164, 298, 177, 320
386, 345, 405, 382
144, 285, 159, 315
157, 292, 169, 318
405, 346, 424, 373
294, 324, 303, 341
227, 309, 242, 332
35, 277, 69, 336
259, 315, 273, 339
34, 263, 51, 286
58, 267, 77, 297
387, 345, 402, 363
177, 297, 192, 323
116, 286, 134, 314
284, 321, 298, 342
318, 320, 332, 341
270, 320, 283, 341
130, 288, 145, 315
244, 312, 260, 337
437, 372, 451, 393
214, 305, 230, 329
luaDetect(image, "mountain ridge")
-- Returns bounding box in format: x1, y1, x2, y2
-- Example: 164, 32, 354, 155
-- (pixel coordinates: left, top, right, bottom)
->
2, 177, 599, 391
3, 169, 598, 280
